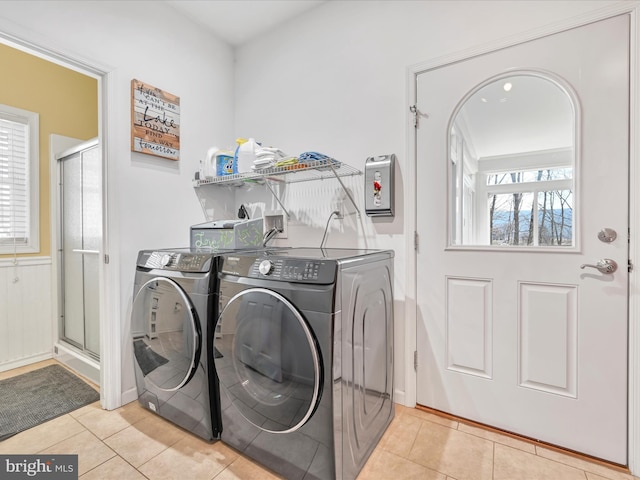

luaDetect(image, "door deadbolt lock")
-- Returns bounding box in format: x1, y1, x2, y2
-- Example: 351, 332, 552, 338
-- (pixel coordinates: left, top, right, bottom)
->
597, 228, 617, 243
580, 258, 618, 274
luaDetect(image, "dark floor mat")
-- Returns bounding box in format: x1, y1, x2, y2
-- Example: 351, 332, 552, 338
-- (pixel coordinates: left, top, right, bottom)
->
0, 364, 100, 441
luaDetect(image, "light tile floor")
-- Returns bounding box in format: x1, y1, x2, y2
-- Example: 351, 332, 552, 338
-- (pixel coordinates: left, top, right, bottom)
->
1, 360, 638, 480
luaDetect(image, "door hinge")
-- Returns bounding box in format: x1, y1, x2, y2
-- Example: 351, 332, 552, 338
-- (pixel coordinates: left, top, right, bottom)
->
409, 105, 428, 128
104, 254, 110, 265
629, 259, 633, 273
410, 105, 418, 128
414, 350, 418, 371
414, 231, 419, 251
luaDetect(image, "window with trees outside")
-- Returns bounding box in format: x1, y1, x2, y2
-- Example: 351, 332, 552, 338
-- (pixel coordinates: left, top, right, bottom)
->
0, 104, 39, 254
448, 73, 577, 249
487, 168, 572, 246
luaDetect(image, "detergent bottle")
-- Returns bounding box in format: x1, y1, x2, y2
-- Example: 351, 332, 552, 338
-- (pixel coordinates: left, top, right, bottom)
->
207, 146, 235, 176
235, 137, 258, 173
216, 150, 235, 176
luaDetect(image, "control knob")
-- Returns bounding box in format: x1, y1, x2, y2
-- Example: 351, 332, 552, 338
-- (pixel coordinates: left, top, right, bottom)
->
160, 254, 172, 267
259, 260, 273, 275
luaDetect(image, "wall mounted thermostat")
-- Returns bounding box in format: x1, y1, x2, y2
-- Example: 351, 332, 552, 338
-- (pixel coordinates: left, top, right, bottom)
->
365, 154, 395, 217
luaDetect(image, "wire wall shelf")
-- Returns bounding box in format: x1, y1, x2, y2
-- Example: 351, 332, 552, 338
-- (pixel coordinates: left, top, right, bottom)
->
193, 159, 362, 217
193, 159, 361, 187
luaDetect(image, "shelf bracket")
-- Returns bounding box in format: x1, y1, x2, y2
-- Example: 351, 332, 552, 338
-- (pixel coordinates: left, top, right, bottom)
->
263, 180, 290, 218
328, 163, 361, 217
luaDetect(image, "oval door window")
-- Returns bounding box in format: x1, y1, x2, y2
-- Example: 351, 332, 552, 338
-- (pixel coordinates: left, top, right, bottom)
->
214, 288, 321, 434
131, 277, 200, 391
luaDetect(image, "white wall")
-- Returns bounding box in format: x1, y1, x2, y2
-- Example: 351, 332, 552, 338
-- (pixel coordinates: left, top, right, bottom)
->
233, 0, 624, 401
0, 1, 236, 400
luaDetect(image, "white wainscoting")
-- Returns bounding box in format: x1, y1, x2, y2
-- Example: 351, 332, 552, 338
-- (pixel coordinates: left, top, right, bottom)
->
0, 257, 53, 372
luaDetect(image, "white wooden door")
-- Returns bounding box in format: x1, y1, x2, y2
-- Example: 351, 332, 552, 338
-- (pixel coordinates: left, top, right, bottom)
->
416, 15, 629, 464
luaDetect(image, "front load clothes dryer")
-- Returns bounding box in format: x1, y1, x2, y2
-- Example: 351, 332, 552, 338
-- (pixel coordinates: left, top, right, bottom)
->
130, 248, 227, 441
214, 247, 395, 480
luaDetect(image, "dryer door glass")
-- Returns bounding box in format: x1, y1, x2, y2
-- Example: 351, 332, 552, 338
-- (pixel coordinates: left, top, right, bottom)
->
131, 277, 200, 391
214, 288, 321, 434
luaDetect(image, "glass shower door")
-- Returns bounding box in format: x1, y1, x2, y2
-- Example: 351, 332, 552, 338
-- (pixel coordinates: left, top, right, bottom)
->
59, 139, 101, 359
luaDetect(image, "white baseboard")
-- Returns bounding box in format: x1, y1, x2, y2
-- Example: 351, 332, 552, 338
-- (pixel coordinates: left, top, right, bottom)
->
121, 386, 138, 406
394, 388, 410, 407
0, 352, 53, 373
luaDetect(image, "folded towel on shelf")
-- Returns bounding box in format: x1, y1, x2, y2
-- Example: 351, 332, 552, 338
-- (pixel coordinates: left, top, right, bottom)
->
259, 147, 288, 157
274, 156, 299, 167
251, 158, 275, 170
252, 146, 290, 170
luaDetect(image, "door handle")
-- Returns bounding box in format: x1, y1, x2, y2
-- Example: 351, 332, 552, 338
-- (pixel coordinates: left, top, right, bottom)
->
580, 258, 618, 274
72, 249, 100, 255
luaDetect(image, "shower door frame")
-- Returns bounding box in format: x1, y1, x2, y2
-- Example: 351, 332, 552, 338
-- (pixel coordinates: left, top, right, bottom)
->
57, 139, 101, 362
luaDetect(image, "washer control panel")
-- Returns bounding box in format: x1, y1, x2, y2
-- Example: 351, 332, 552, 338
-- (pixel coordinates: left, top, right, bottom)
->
140, 251, 212, 272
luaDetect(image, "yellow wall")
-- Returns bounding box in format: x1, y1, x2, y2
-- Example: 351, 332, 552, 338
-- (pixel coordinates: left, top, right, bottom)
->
0, 43, 98, 258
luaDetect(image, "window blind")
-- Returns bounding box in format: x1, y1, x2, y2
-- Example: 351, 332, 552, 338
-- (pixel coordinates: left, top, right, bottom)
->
0, 115, 30, 247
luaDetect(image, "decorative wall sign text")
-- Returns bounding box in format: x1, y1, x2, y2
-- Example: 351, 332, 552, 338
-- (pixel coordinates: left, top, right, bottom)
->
131, 79, 180, 160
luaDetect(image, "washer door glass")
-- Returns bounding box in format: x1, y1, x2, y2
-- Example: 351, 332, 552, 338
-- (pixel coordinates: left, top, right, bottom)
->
214, 288, 321, 434
131, 277, 200, 391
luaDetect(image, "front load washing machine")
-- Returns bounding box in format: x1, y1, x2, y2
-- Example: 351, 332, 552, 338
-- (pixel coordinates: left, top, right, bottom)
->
214, 247, 394, 480
130, 248, 228, 441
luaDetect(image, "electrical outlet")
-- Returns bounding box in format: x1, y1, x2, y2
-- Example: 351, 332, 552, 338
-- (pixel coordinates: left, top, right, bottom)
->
265, 211, 288, 239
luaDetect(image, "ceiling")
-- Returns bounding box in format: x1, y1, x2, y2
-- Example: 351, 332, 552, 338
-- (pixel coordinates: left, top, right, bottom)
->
164, 0, 326, 47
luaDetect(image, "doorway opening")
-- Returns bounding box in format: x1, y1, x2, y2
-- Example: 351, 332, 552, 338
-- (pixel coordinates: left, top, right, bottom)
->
0, 34, 109, 398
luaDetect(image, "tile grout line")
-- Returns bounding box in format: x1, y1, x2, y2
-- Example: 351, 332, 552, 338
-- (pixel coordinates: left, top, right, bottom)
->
492, 435, 496, 480
32, 413, 87, 455
93, 430, 150, 480
133, 424, 191, 475
44, 424, 118, 477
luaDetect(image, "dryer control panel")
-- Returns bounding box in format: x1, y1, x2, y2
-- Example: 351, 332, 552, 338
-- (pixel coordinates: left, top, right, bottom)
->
222, 256, 337, 284
252, 259, 326, 282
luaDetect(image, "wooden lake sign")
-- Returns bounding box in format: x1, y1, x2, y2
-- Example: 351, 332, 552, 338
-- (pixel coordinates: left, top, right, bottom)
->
131, 79, 180, 160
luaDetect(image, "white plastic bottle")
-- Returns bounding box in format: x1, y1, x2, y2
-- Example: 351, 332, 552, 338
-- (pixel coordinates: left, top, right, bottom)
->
236, 138, 258, 173
204, 146, 219, 179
